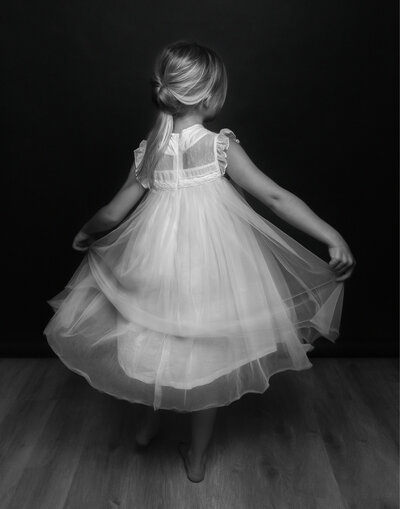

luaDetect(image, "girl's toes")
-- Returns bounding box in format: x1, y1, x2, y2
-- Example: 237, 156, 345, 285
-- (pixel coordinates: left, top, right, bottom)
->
135, 417, 161, 446
178, 442, 206, 483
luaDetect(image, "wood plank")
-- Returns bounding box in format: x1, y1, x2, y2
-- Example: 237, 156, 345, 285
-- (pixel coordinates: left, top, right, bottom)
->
0, 358, 397, 509
311, 358, 398, 509
6, 372, 98, 509
0, 399, 57, 508
0, 359, 70, 507
210, 367, 347, 509
339, 358, 398, 447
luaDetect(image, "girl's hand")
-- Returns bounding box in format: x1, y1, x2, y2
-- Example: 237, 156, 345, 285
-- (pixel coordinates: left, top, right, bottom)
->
328, 242, 356, 282
72, 230, 95, 252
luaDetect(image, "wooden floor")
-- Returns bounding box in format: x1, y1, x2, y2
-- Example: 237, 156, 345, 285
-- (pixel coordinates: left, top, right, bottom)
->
0, 358, 398, 509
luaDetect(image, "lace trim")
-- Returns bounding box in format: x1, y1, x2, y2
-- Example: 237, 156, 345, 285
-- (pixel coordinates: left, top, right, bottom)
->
152, 173, 223, 190
216, 128, 240, 175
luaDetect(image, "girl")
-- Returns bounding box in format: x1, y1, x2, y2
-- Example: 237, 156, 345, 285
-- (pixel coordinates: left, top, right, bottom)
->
44, 40, 355, 483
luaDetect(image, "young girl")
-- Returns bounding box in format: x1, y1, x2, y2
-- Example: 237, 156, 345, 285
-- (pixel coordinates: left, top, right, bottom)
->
44, 40, 355, 483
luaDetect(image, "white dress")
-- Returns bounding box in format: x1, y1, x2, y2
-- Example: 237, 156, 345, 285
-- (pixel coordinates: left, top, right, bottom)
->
44, 123, 344, 412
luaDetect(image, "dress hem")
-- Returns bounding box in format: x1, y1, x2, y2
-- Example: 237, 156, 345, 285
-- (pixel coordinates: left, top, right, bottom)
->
48, 339, 317, 413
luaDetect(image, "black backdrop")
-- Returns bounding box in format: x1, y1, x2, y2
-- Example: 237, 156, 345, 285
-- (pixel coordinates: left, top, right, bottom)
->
3, 1, 398, 356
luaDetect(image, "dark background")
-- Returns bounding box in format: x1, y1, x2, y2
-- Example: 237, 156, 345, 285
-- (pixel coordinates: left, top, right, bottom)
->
3, 1, 398, 356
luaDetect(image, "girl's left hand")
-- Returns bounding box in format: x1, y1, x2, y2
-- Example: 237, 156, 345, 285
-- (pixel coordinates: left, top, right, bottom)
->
328, 242, 356, 282
72, 230, 95, 252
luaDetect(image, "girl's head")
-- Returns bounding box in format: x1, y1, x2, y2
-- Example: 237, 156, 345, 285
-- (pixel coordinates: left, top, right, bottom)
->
136, 40, 228, 185
152, 40, 227, 121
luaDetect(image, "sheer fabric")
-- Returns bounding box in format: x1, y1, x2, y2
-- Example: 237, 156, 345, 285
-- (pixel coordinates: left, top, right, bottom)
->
44, 124, 344, 412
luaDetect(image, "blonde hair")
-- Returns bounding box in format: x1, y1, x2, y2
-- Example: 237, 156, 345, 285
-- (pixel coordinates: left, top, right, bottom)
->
135, 40, 228, 186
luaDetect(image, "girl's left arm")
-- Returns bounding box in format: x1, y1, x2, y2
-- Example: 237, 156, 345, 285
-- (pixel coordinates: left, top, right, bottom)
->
72, 175, 147, 251
225, 141, 356, 281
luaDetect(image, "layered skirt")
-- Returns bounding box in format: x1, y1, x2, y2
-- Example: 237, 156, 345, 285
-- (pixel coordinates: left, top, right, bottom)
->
44, 178, 344, 412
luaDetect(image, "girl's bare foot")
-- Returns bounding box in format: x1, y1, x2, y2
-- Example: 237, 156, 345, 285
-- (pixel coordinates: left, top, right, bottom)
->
178, 442, 207, 482
135, 409, 161, 446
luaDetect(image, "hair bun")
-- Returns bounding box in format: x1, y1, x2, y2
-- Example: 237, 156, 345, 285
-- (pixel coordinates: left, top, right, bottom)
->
152, 76, 184, 115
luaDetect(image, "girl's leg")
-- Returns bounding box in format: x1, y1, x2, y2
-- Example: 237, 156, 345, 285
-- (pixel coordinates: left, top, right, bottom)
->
135, 405, 161, 445
187, 407, 218, 470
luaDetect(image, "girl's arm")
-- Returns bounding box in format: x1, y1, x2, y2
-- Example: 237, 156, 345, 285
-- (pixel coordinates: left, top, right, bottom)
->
72, 175, 147, 251
225, 141, 356, 281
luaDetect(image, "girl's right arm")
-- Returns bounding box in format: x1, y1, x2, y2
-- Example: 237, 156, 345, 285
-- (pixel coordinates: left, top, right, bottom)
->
225, 141, 356, 282
72, 176, 147, 251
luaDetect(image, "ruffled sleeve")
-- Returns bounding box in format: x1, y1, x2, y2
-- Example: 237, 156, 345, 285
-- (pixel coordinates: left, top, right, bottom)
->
132, 139, 150, 189
216, 128, 240, 175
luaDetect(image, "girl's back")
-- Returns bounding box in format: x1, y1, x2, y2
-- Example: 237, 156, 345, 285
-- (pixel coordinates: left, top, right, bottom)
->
133, 124, 238, 190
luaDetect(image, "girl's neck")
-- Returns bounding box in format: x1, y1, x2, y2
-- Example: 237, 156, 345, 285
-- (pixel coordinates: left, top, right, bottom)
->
172, 115, 204, 134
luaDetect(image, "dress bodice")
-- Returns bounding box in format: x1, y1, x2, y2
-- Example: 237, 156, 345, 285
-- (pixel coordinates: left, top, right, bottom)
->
133, 124, 240, 190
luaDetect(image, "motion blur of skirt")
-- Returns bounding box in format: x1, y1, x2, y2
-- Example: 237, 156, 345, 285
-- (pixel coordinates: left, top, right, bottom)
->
44, 176, 344, 412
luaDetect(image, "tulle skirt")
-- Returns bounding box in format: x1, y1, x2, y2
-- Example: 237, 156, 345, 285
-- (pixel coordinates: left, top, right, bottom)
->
44, 178, 344, 412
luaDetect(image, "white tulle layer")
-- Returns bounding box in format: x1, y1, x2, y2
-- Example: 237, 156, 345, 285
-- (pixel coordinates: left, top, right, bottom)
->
44, 177, 344, 412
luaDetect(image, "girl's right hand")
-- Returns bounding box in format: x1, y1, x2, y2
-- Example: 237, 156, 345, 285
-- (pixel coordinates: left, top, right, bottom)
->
72, 230, 95, 252
328, 241, 356, 282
